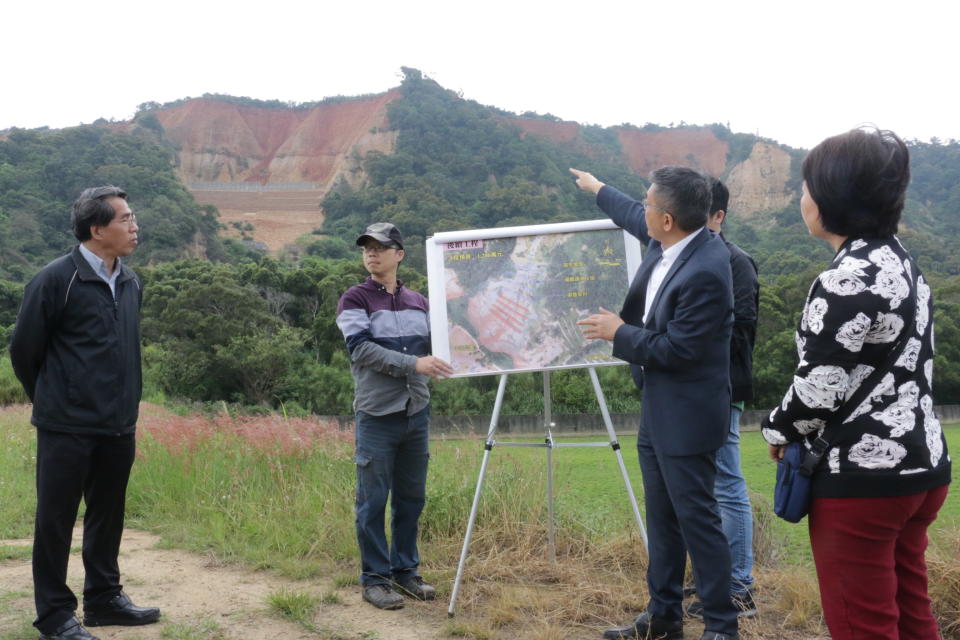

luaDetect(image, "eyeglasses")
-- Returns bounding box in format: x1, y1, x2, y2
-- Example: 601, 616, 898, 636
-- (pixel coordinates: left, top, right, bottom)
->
112, 213, 138, 228
642, 201, 674, 217
360, 244, 395, 254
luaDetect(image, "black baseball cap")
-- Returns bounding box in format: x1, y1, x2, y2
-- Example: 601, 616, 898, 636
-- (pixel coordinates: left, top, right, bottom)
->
356, 222, 403, 250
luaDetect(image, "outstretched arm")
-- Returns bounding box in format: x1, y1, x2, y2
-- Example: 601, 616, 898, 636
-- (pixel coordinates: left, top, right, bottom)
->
570, 168, 651, 244
569, 168, 605, 194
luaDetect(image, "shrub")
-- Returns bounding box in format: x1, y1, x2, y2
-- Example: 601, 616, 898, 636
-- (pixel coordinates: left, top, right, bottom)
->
0, 355, 27, 405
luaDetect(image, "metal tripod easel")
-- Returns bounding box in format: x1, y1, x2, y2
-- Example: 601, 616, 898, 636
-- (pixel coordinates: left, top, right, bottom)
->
447, 367, 647, 616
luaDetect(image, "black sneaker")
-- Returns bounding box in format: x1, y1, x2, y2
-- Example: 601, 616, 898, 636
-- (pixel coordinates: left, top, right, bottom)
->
686, 590, 757, 619
362, 583, 404, 610
393, 574, 436, 601
731, 590, 758, 618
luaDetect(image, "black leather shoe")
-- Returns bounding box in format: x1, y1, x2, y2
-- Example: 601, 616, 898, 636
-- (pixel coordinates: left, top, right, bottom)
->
602, 611, 683, 639
699, 633, 738, 640
83, 592, 160, 627
39, 616, 100, 640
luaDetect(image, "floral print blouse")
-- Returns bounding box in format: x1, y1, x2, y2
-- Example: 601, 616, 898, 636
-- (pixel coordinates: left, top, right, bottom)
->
761, 237, 951, 498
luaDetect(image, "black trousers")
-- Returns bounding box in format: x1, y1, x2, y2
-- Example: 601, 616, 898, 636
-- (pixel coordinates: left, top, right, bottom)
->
33, 429, 135, 633
636, 427, 739, 636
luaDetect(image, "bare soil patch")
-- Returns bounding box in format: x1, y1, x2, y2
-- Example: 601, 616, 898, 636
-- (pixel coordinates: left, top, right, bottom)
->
193, 189, 325, 253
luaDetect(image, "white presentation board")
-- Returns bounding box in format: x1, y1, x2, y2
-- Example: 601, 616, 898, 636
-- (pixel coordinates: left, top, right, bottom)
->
426, 219, 643, 378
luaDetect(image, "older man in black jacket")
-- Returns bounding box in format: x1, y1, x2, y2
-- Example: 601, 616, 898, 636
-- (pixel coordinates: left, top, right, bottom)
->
10, 186, 159, 640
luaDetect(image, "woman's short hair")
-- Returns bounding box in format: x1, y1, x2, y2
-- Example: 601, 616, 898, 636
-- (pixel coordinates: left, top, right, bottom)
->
71, 185, 127, 241
802, 127, 910, 238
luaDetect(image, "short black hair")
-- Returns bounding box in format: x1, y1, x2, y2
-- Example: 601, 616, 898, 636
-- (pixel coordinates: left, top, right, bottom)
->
649, 166, 711, 232
802, 127, 909, 238
71, 185, 127, 241
708, 176, 729, 217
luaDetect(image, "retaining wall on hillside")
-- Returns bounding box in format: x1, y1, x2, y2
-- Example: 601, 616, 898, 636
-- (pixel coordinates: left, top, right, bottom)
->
326, 405, 960, 436
188, 181, 322, 191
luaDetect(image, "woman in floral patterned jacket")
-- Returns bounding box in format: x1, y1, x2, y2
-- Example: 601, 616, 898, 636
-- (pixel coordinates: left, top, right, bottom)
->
762, 127, 951, 640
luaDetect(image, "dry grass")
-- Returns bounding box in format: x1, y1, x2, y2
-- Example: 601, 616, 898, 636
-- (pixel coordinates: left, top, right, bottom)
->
444, 619, 493, 639
930, 530, 960, 638
441, 494, 822, 638
756, 566, 826, 635
434, 523, 844, 639
426, 484, 960, 638
438, 524, 649, 637
750, 491, 790, 568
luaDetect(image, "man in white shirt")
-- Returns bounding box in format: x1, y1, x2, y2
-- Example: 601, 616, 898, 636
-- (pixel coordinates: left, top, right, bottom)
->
573, 167, 738, 640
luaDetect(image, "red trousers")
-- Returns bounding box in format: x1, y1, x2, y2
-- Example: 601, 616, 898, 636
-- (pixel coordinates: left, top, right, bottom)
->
808, 485, 949, 640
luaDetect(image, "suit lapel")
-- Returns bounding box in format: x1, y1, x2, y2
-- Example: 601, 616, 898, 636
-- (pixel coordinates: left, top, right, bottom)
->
633, 242, 662, 294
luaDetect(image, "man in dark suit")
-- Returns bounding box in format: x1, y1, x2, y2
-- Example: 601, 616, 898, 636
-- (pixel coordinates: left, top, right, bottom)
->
572, 167, 738, 640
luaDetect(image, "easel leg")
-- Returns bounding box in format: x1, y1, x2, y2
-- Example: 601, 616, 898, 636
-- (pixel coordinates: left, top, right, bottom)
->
588, 367, 648, 551
447, 373, 509, 617
544, 371, 557, 564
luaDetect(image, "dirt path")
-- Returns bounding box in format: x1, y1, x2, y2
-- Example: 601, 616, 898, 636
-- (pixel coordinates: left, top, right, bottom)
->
0, 529, 441, 640
0, 528, 838, 640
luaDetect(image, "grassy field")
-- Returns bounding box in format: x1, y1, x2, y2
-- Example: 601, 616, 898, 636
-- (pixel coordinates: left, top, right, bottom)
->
1, 404, 958, 638
477, 425, 960, 565
430, 425, 960, 636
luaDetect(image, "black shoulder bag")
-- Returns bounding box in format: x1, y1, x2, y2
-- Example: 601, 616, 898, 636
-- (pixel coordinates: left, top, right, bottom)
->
774, 273, 918, 523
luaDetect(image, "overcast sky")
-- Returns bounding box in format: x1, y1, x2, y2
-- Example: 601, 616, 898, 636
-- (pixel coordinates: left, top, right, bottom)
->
2, 0, 956, 150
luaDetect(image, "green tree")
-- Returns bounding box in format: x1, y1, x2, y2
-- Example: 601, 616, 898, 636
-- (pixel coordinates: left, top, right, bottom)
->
0, 126, 224, 279
214, 326, 308, 405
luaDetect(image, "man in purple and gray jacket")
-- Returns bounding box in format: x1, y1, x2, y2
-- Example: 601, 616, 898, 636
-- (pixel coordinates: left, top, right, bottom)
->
336, 222, 453, 610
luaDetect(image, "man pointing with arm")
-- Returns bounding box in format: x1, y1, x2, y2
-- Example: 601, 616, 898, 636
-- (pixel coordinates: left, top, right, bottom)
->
572, 168, 739, 640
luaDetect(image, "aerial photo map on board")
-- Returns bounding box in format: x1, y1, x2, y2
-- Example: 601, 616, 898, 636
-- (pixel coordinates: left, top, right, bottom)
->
439, 227, 633, 376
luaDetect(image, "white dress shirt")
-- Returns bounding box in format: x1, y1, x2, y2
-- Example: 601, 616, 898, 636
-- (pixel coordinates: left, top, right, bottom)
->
642, 227, 705, 325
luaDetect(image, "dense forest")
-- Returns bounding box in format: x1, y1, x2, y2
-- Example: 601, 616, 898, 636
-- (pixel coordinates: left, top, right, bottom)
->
0, 125, 239, 280
1, 68, 959, 415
